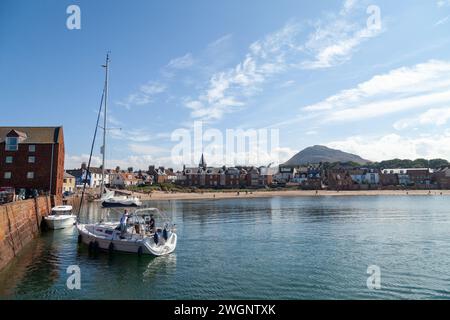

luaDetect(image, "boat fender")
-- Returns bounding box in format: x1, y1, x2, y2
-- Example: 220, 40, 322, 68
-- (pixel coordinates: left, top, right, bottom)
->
78, 234, 82, 244
108, 242, 114, 253
154, 232, 159, 245
138, 246, 143, 257
163, 228, 168, 241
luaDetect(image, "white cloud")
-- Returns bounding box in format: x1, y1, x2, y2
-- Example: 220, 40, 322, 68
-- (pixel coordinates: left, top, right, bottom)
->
300, 1, 382, 69
128, 143, 166, 155
207, 34, 233, 49
167, 53, 195, 69
65, 154, 103, 169
342, 0, 358, 14
300, 28, 380, 69
303, 60, 450, 122
184, 22, 300, 121
109, 128, 159, 143
306, 130, 319, 136
435, 15, 450, 26
394, 107, 450, 130
116, 81, 166, 109
140, 82, 166, 95
65, 153, 178, 171
437, 0, 450, 8
279, 80, 296, 88
184, 0, 381, 121
327, 131, 450, 161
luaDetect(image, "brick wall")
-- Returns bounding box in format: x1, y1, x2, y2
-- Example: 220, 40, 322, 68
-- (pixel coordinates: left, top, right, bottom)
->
0, 196, 55, 271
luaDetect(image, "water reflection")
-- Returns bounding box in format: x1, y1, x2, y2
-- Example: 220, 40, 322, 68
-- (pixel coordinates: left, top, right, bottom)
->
0, 227, 69, 299
143, 254, 177, 281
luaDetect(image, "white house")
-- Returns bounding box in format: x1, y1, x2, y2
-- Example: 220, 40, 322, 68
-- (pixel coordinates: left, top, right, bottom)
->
67, 165, 111, 189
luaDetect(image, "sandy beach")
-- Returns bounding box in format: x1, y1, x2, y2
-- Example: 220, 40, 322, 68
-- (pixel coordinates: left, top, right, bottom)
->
124, 189, 450, 201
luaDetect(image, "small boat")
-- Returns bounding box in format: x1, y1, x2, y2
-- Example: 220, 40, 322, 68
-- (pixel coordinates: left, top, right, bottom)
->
101, 189, 142, 208
101, 197, 142, 207
76, 208, 177, 256
45, 205, 77, 230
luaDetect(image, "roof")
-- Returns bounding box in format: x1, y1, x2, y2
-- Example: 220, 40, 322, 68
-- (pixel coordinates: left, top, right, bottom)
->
88, 167, 103, 174
118, 172, 139, 181
0, 126, 63, 144
64, 172, 75, 179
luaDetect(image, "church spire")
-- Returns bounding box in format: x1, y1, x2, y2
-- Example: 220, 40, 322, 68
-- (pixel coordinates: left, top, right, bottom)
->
199, 153, 207, 169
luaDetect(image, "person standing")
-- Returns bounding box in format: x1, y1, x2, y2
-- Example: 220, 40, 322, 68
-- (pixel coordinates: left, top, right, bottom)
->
149, 214, 155, 232
120, 209, 129, 236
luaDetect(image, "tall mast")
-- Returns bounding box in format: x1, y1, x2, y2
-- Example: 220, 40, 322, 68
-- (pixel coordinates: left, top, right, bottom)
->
100, 53, 110, 197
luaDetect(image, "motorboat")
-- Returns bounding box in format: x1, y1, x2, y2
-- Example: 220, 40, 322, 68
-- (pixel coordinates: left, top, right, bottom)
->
45, 205, 77, 230
101, 188, 142, 208
76, 208, 177, 256
101, 195, 142, 207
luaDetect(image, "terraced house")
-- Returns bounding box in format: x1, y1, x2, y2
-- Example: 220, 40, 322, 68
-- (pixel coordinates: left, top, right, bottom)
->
0, 126, 65, 196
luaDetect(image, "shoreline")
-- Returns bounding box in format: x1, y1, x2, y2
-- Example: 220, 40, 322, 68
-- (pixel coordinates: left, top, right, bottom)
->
124, 189, 450, 201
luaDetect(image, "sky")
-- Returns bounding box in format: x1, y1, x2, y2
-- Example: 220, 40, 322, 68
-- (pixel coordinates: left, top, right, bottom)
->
1, 0, 450, 170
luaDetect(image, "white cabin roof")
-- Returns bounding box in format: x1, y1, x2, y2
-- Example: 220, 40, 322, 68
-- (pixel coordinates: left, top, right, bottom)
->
52, 205, 73, 212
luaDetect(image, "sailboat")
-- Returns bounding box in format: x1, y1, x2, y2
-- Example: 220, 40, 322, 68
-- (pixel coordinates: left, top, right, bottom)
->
76, 54, 175, 256
77, 207, 177, 256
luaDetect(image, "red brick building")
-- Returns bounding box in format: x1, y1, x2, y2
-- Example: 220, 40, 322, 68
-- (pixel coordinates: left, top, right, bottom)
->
0, 127, 65, 195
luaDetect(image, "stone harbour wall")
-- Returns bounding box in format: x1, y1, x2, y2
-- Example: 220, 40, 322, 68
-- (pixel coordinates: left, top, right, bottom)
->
0, 196, 55, 271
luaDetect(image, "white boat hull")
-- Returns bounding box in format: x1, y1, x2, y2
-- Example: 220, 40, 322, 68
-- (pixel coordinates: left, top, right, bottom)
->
45, 215, 77, 230
76, 223, 177, 256
101, 196, 142, 207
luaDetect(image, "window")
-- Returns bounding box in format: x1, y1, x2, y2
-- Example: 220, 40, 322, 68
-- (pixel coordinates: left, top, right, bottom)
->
28, 156, 35, 163
27, 172, 34, 179
4, 172, 11, 179
5, 156, 13, 164
28, 145, 36, 152
5, 137, 18, 151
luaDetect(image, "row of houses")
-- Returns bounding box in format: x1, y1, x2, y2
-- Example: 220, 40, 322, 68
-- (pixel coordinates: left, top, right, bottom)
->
275, 165, 450, 190
174, 154, 274, 188
65, 154, 276, 190
66, 158, 450, 192
67, 163, 144, 189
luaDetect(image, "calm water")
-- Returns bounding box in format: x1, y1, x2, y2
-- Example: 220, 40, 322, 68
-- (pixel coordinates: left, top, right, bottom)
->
1, 196, 450, 300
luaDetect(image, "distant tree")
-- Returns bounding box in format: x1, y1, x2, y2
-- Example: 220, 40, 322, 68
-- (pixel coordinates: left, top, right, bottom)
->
376, 159, 413, 169
115, 166, 120, 173
127, 167, 133, 173
412, 158, 429, 168
369, 158, 449, 169
429, 159, 449, 169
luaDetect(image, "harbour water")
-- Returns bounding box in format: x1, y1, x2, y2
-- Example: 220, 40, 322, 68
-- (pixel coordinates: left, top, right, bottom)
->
1, 196, 450, 300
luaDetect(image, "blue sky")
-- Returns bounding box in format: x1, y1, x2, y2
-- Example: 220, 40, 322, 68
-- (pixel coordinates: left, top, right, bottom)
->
1, 0, 450, 169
